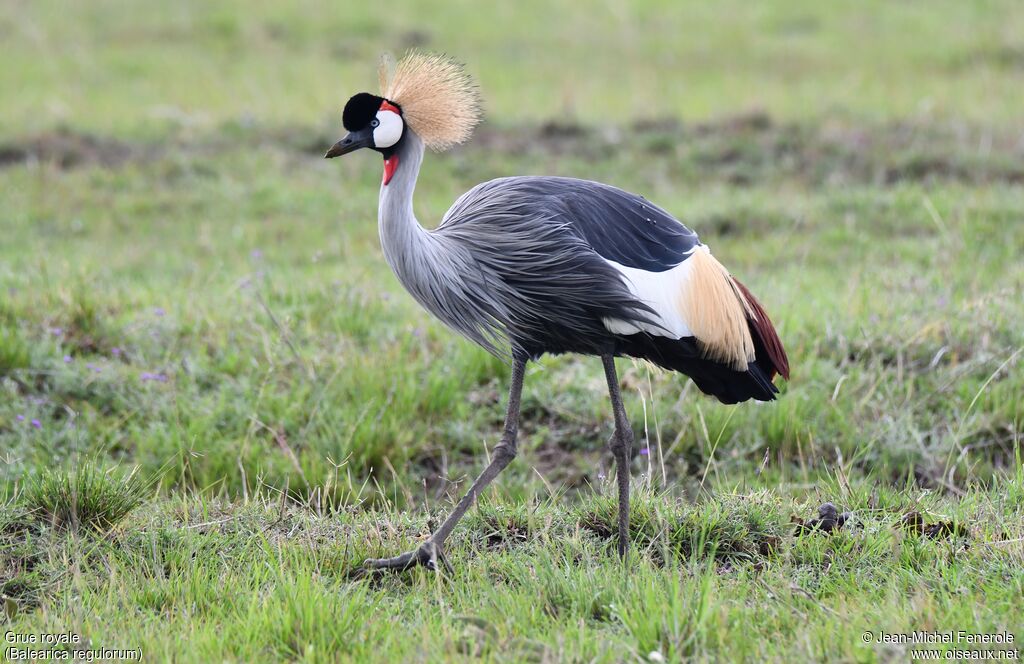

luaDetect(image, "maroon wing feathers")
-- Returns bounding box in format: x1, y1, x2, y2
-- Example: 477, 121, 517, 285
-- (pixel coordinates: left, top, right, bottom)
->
732, 279, 790, 381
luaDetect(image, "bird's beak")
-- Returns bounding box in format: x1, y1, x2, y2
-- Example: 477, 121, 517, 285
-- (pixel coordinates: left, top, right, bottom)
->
324, 128, 373, 159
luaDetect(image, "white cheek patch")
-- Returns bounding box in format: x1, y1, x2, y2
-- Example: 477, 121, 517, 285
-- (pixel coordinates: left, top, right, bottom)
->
373, 110, 404, 148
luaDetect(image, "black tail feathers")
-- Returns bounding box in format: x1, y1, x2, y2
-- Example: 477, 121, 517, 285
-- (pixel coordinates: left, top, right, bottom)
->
615, 334, 780, 404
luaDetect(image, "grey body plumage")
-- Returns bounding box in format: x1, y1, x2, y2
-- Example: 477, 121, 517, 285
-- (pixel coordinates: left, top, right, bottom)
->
381, 131, 671, 360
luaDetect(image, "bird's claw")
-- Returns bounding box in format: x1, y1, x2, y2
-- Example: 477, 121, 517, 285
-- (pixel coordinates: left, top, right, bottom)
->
364, 540, 453, 574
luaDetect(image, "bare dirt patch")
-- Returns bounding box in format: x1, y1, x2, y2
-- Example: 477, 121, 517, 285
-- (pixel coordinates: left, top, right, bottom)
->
476, 113, 1024, 186
5, 117, 1024, 187
0, 130, 141, 170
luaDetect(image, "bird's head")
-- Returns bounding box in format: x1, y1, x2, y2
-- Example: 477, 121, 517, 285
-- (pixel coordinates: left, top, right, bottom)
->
325, 93, 406, 183
325, 52, 482, 186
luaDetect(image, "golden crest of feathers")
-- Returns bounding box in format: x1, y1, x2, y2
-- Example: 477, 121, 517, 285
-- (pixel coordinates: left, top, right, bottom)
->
379, 52, 482, 152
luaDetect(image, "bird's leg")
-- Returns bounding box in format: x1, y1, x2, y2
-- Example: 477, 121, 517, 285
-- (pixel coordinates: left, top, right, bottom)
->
602, 355, 634, 559
365, 358, 526, 572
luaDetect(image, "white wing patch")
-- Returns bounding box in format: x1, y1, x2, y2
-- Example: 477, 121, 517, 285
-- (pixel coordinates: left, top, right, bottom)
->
601, 253, 697, 338
602, 245, 756, 371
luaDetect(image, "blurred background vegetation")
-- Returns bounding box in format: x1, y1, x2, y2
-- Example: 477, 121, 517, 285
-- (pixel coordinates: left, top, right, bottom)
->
4, 0, 1024, 136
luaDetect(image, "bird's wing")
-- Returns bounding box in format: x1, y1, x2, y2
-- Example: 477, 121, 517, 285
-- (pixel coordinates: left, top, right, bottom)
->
544, 179, 770, 373
437, 177, 787, 381
440, 177, 708, 341
552, 178, 701, 272
442, 176, 700, 270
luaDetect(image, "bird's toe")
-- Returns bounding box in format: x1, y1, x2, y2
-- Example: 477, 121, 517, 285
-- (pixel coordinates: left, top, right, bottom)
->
364, 540, 451, 574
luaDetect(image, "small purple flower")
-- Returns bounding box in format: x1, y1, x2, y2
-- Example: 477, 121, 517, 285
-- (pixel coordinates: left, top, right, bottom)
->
250, 249, 263, 260
31, 419, 41, 429
16, 414, 25, 422
112, 347, 122, 357
140, 372, 168, 382
49, 327, 63, 336
154, 307, 166, 317
86, 363, 102, 373
63, 355, 72, 363
639, 446, 650, 456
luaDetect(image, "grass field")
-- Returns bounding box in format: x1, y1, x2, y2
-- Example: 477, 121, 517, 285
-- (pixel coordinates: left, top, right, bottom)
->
2, 1, 1023, 662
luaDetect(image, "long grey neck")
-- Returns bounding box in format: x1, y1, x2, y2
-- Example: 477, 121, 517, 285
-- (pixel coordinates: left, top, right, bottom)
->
374, 130, 503, 357
378, 131, 432, 277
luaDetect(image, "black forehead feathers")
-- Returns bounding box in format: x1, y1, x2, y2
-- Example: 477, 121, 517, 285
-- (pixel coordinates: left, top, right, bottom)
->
342, 92, 384, 131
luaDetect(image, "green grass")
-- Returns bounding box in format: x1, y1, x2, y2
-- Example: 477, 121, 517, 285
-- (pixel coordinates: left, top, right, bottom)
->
20, 462, 144, 532
2, 478, 1021, 661
1, 1, 1023, 662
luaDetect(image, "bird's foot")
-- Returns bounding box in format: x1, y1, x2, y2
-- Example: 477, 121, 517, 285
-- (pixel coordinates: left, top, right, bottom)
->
363, 539, 453, 573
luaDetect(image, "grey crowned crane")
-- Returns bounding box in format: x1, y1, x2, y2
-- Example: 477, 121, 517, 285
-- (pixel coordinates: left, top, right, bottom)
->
326, 53, 790, 572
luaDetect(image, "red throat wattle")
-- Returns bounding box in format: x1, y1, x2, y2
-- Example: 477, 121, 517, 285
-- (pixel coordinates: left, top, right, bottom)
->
382, 155, 399, 185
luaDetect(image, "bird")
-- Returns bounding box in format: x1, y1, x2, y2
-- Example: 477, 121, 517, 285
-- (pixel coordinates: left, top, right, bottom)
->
325, 52, 789, 572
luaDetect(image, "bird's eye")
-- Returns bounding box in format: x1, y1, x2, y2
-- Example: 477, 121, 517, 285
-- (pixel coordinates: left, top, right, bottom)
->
371, 119, 380, 128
